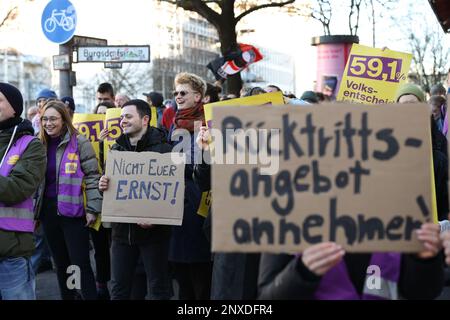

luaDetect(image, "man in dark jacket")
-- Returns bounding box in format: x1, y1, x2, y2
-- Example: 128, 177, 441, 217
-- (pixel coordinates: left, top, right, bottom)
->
0, 83, 46, 299
99, 99, 173, 300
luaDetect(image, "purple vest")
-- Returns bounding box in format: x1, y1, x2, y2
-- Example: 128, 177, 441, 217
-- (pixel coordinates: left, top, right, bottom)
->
314, 252, 401, 300
0, 135, 35, 232
57, 134, 85, 218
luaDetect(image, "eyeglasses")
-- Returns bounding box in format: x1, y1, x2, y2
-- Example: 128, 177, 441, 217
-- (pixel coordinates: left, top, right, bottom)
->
173, 90, 197, 98
41, 116, 61, 123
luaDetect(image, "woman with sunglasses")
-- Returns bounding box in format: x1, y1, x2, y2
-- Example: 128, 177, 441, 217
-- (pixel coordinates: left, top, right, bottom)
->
35, 100, 101, 300
168, 72, 213, 300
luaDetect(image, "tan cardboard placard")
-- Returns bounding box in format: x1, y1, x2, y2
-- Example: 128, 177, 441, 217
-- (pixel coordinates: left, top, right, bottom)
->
212, 103, 432, 253
102, 151, 185, 225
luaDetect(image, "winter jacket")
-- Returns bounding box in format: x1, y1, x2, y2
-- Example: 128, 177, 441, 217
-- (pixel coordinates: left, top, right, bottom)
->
110, 126, 173, 245
0, 119, 46, 258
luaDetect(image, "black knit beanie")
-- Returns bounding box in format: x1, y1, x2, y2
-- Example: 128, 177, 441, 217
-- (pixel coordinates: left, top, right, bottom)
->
0, 82, 23, 117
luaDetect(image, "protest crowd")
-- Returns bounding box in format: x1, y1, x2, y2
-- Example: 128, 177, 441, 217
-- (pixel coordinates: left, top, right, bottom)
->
2, 45, 450, 301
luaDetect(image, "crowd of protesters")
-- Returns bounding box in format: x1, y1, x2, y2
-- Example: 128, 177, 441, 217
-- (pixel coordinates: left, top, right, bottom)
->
1, 66, 450, 301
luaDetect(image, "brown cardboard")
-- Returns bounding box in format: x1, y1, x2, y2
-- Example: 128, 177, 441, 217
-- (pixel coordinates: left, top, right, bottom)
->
212, 103, 432, 253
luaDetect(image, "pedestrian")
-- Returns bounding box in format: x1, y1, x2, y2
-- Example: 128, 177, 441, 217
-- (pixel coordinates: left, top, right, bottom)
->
0, 83, 46, 299
168, 72, 212, 300
35, 100, 100, 300
143, 91, 165, 129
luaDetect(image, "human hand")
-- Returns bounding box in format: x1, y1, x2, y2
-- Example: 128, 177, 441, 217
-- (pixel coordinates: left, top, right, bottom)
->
99, 128, 109, 141
416, 223, 441, 259
99, 175, 109, 191
441, 230, 450, 265
138, 223, 153, 229
301, 242, 345, 276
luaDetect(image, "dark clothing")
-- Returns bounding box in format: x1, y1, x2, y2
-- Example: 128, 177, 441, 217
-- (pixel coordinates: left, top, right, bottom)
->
0, 119, 46, 258
433, 149, 449, 220
193, 160, 260, 300
89, 226, 111, 284
258, 252, 444, 300
431, 119, 449, 220
169, 133, 211, 263
109, 126, 173, 300
110, 127, 173, 246
172, 261, 212, 300
110, 240, 171, 300
40, 197, 97, 300
44, 136, 60, 198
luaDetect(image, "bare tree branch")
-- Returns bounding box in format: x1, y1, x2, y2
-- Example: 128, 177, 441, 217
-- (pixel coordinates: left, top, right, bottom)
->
0, 7, 18, 29
236, 0, 295, 22
158, 0, 222, 29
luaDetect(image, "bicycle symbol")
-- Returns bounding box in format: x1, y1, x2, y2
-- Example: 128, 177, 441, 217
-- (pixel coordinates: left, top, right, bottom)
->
44, 9, 75, 33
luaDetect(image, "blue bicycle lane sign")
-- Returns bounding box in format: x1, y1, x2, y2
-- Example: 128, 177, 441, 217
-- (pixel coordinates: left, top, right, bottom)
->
41, 0, 77, 44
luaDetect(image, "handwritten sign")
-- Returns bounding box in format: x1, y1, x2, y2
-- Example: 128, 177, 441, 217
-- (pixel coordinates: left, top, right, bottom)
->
336, 44, 412, 104
212, 104, 432, 253
102, 151, 186, 225
73, 113, 105, 163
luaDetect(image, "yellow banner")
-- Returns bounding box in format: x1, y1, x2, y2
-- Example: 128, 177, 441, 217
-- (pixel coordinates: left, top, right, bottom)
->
73, 113, 105, 165
204, 91, 285, 128
336, 44, 412, 104
104, 108, 123, 160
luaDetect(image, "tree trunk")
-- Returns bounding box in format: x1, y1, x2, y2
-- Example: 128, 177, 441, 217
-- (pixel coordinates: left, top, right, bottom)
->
218, 19, 242, 96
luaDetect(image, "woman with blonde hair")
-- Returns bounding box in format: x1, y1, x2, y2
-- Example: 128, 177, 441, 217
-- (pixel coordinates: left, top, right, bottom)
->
36, 100, 101, 300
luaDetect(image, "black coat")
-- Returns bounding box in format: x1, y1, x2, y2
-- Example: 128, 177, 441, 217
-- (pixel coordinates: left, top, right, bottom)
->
110, 126, 173, 245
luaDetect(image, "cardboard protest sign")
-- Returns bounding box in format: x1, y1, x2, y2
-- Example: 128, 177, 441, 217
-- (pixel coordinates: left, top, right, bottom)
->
212, 104, 432, 253
336, 44, 412, 104
73, 113, 105, 163
103, 107, 158, 160
203, 91, 285, 128
102, 151, 185, 225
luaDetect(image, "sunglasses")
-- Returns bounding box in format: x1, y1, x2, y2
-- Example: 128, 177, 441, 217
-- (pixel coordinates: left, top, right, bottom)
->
173, 90, 197, 97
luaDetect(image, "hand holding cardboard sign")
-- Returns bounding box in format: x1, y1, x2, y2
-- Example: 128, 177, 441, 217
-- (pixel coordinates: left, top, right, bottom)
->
99, 175, 109, 191
301, 242, 345, 276
416, 223, 441, 259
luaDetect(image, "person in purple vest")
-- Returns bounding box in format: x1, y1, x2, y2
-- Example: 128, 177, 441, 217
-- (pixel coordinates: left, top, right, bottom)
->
0, 83, 47, 300
35, 100, 101, 300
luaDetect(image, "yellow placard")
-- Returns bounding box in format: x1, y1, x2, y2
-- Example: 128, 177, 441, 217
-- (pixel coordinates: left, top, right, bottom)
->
336, 44, 412, 104
204, 91, 285, 128
103, 107, 158, 161
104, 108, 123, 161
73, 113, 105, 167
